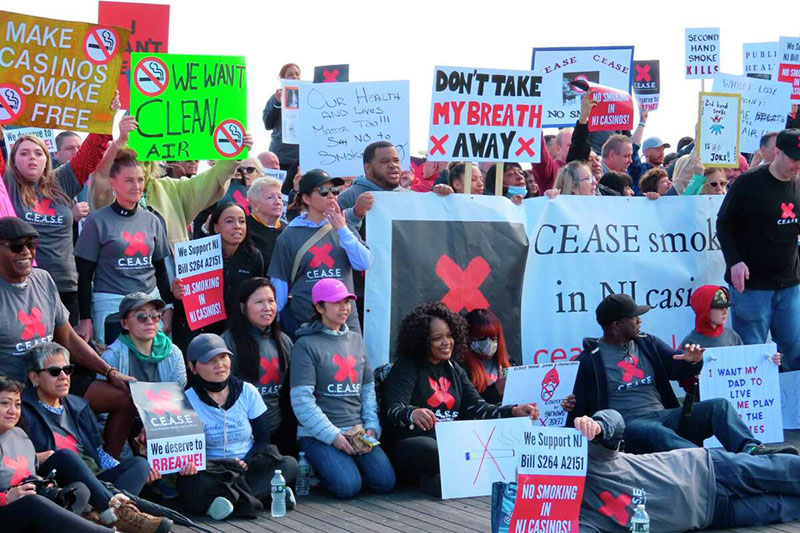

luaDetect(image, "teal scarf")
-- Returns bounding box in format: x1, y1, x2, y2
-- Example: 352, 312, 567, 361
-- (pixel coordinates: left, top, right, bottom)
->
119, 331, 172, 364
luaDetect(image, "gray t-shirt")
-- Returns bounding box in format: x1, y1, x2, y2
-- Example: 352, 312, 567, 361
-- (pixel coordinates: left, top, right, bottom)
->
290, 328, 373, 430
5, 164, 81, 291
39, 405, 85, 456
600, 341, 664, 421
0, 269, 69, 380
127, 351, 160, 382
0, 427, 37, 490
680, 328, 743, 349
74, 205, 170, 295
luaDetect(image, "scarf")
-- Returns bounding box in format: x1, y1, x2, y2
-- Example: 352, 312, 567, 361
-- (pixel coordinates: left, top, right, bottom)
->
119, 331, 173, 363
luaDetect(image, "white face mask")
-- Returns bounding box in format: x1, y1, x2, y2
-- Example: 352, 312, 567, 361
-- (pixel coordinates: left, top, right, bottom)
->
471, 338, 498, 359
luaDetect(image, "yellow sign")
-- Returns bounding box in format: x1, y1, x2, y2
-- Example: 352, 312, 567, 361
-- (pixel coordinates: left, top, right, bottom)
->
0, 11, 130, 133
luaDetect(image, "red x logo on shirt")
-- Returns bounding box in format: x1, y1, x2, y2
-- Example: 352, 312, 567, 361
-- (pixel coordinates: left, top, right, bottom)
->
122, 231, 149, 256
260, 358, 280, 385
333, 354, 357, 383
781, 202, 796, 219
617, 354, 645, 383
18, 307, 45, 341
53, 431, 78, 453
32, 198, 56, 216
145, 389, 181, 416
435, 255, 490, 313
3, 454, 31, 486
427, 376, 456, 409
309, 243, 334, 268
598, 491, 632, 526
635, 64, 651, 83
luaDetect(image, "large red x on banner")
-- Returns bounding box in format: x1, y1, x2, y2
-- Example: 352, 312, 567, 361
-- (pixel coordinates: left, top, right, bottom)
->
435, 255, 490, 312
429, 135, 449, 156
145, 389, 181, 416
635, 64, 651, 82
322, 69, 339, 82
598, 491, 632, 525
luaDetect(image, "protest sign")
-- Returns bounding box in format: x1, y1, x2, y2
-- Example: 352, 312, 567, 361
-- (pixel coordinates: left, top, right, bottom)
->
129, 52, 247, 160
98, 1, 170, 108
364, 194, 725, 368
509, 427, 587, 533
685, 28, 720, 79
0, 11, 129, 132
712, 74, 790, 153
263, 168, 287, 182
174, 235, 225, 330
281, 79, 301, 144
696, 92, 741, 168
780, 371, 800, 430
436, 417, 532, 499
2, 126, 55, 152
427, 66, 544, 163
130, 382, 206, 474
700, 343, 781, 446
503, 362, 579, 428
298, 80, 409, 177
632, 60, 659, 111
776, 37, 800, 102
743, 42, 777, 80
570, 79, 633, 132
314, 64, 349, 83
531, 46, 634, 128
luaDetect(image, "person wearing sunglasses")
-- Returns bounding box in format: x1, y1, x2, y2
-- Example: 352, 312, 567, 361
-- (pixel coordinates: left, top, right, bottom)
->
268, 169, 372, 339
100, 293, 186, 387
683, 167, 728, 196
19, 345, 175, 532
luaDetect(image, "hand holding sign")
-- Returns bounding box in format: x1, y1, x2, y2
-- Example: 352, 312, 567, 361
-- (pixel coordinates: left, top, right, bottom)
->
573, 416, 602, 440
511, 403, 540, 419
579, 90, 599, 123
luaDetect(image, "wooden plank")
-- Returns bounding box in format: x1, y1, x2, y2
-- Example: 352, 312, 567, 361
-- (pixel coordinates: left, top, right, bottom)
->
297, 499, 402, 533
353, 495, 463, 533
375, 494, 488, 531
438, 497, 491, 519
346, 497, 445, 533
307, 496, 420, 533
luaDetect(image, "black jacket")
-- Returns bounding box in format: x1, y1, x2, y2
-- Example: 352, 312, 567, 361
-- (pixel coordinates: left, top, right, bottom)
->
566, 333, 701, 426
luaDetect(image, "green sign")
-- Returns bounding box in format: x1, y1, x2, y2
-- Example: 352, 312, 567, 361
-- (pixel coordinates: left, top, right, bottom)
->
129, 52, 247, 161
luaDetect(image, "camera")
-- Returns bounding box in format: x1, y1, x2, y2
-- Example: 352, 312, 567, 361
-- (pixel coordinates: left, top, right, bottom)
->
18, 469, 60, 500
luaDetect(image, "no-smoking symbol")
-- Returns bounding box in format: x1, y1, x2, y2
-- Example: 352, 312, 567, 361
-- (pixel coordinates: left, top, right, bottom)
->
0, 84, 25, 124
83, 26, 119, 65
213, 120, 246, 158
134, 57, 169, 97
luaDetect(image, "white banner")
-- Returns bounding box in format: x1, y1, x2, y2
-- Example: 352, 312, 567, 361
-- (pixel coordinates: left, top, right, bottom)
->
364, 194, 725, 368
427, 66, 543, 163
530, 46, 634, 128
712, 74, 791, 154
776, 37, 800, 102
780, 370, 800, 430
743, 42, 777, 80
686, 28, 720, 79
2, 126, 55, 152
298, 80, 409, 177
699, 343, 781, 445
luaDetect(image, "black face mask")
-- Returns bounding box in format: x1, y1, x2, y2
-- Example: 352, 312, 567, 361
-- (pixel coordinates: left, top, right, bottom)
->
191, 371, 228, 392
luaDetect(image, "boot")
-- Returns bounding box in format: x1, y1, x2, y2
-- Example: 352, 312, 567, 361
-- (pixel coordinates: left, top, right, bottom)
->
108, 494, 173, 533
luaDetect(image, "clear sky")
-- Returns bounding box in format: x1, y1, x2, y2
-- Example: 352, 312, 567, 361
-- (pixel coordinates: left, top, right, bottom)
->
9, 0, 800, 159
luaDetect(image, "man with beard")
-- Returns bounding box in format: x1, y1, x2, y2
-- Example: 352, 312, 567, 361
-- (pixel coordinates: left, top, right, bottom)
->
627, 136, 670, 192
567, 293, 797, 456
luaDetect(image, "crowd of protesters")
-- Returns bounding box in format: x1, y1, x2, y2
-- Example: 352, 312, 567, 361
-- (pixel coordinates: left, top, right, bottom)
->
0, 55, 800, 533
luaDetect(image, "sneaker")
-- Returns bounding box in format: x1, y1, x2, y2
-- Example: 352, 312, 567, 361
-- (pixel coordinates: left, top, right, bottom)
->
206, 496, 234, 521
113, 499, 173, 533
285, 486, 296, 510
746, 443, 800, 456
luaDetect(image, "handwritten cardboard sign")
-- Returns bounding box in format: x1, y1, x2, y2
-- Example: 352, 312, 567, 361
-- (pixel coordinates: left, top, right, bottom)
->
427, 66, 544, 163
503, 362, 579, 428
531, 46, 634, 128
314, 64, 349, 83
0, 11, 129, 132
700, 343, 782, 446
743, 42, 777, 80
712, 73, 790, 153
174, 235, 226, 330
696, 92, 741, 168
128, 52, 247, 160
510, 427, 587, 533
776, 37, 800, 102
686, 28, 720, 79
632, 60, 660, 111
98, 1, 170, 108
130, 382, 206, 474
298, 80, 409, 177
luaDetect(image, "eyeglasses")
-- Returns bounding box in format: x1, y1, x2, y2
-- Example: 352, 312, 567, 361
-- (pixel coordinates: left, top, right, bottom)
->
709, 181, 728, 188
0, 240, 37, 254
237, 166, 259, 176
36, 365, 75, 377
132, 312, 162, 324
315, 186, 341, 197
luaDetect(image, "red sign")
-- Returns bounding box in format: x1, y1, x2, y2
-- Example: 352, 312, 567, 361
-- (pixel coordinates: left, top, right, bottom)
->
174, 236, 226, 330
571, 79, 634, 132
98, 1, 170, 107
777, 63, 800, 101
509, 474, 586, 532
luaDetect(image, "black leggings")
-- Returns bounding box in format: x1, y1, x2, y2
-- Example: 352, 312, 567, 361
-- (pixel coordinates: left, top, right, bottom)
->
59, 291, 79, 327
390, 436, 440, 484
0, 494, 112, 532
41, 449, 114, 511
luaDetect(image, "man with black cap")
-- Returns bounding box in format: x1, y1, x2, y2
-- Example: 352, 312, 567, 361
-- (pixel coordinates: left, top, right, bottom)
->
717, 129, 800, 370
268, 169, 371, 339
567, 293, 796, 456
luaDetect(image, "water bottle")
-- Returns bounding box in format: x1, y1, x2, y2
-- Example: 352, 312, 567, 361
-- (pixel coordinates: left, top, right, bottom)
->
630, 503, 649, 532
498, 482, 517, 533
296, 452, 310, 496
270, 470, 286, 518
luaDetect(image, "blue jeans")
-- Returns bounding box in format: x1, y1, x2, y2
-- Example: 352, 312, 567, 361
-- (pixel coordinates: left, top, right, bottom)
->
623, 398, 759, 454
298, 437, 396, 498
97, 456, 150, 496
729, 284, 800, 370
710, 449, 800, 528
